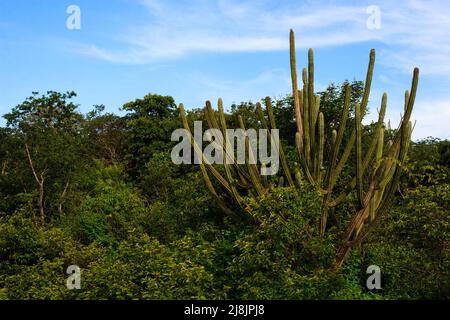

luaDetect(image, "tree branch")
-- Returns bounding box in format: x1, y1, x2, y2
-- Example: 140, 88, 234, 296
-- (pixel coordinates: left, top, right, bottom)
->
25, 143, 45, 225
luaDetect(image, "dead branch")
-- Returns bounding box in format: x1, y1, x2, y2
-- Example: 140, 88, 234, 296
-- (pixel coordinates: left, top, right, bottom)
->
25, 143, 45, 225
58, 180, 70, 215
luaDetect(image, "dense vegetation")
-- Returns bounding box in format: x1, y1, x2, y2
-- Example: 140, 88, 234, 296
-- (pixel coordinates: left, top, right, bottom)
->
0, 82, 448, 300
0, 31, 448, 301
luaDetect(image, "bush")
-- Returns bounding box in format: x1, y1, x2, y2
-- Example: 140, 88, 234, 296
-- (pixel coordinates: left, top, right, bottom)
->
224, 186, 370, 299
364, 183, 450, 299
72, 231, 224, 300
72, 166, 147, 245
0, 210, 104, 299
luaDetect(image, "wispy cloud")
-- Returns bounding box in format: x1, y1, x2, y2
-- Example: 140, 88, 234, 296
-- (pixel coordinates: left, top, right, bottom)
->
70, 0, 449, 140
411, 99, 450, 140
75, 0, 376, 63
74, 0, 450, 77
375, 0, 450, 75
364, 96, 450, 140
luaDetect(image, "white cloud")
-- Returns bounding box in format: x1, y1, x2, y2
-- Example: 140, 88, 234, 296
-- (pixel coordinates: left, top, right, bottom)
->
72, 0, 450, 139
410, 99, 450, 140
74, 0, 450, 77
374, 0, 450, 75
75, 0, 378, 63
364, 97, 450, 141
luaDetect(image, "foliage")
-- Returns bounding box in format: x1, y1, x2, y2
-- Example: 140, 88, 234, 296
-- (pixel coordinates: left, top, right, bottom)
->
0, 34, 447, 299
72, 165, 147, 245
363, 183, 450, 299
179, 30, 419, 270
4, 91, 83, 134
402, 137, 450, 187
122, 94, 179, 179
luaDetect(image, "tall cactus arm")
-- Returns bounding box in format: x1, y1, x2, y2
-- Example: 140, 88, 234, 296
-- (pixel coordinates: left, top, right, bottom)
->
297, 90, 305, 152
179, 104, 235, 215
308, 49, 316, 155
403, 68, 419, 124
377, 121, 413, 214
363, 93, 387, 170
390, 68, 419, 150
238, 115, 266, 197
255, 102, 267, 129
199, 161, 234, 216
324, 84, 351, 190
296, 132, 316, 187
355, 103, 364, 207
335, 119, 414, 269
404, 90, 410, 114
218, 99, 244, 208
265, 97, 295, 187
325, 49, 376, 191
205, 101, 252, 184
290, 29, 304, 142
327, 94, 387, 209
313, 95, 321, 134
376, 126, 385, 163
179, 104, 233, 196
369, 125, 385, 222
361, 49, 376, 114
302, 85, 312, 168
205, 101, 221, 132
317, 112, 325, 185
265, 97, 278, 130
320, 80, 351, 236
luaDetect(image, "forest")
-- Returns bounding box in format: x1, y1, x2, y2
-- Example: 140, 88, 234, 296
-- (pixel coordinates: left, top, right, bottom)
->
0, 31, 449, 300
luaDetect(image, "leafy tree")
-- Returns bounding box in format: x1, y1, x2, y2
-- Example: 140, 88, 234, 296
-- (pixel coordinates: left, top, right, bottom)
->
122, 94, 179, 179
403, 138, 450, 188
318, 81, 365, 130
4, 91, 83, 134
84, 105, 126, 164
364, 183, 450, 299
2, 91, 87, 224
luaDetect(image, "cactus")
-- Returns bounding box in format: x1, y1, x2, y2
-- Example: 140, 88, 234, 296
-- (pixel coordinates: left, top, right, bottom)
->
178, 29, 419, 269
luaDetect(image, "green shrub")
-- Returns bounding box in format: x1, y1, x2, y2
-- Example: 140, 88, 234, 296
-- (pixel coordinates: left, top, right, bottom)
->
72, 167, 147, 245
364, 183, 450, 299
76, 231, 224, 300
225, 186, 370, 299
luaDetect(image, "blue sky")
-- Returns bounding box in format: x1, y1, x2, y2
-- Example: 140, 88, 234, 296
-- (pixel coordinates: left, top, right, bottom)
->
0, 0, 449, 139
